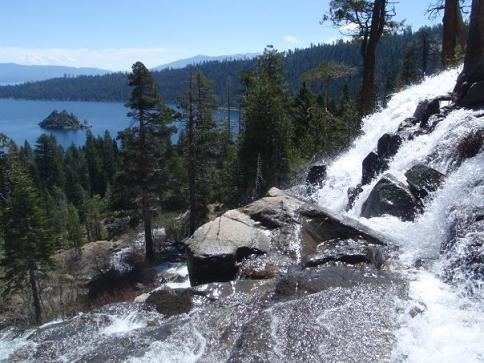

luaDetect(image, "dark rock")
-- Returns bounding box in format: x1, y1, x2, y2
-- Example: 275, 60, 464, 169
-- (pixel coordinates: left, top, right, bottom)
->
398, 117, 419, 132
145, 288, 196, 316
404, 164, 446, 200
377, 133, 402, 159
346, 183, 363, 210
413, 99, 440, 126
456, 130, 484, 161
457, 81, 484, 108
362, 151, 388, 185
298, 205, 386, 257
303, 238, 370, 268
273, 265, 399, 301
361, 174, 419, 221
306, 164, 327, 193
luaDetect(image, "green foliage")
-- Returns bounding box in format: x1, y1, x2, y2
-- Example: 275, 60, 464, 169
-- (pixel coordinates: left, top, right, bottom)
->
1, 157, 55, 296
178, 70, 225, 229
238, 47, 294, 200
85, 195, 107, 242
66, 203, 83, 253
38, 110, 87, 130
301, 62, 357, 84
115, 62, 174, 259
34, 134, 65, 191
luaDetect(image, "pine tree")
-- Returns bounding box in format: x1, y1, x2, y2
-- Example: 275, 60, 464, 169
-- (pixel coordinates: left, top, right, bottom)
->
179, 70, 220, 233
34, 134, 65, 191
238, 46, 294, 200
66, 203, 83, 254
116, 62, 173, 260
1, 157, 55, 324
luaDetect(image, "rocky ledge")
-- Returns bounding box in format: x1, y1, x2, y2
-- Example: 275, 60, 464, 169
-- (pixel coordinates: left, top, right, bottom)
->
185, 187, 394, 286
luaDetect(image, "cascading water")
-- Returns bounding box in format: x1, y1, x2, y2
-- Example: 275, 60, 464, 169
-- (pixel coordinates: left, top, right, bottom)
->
315, 68, 484, 361
0, 68, 482, 362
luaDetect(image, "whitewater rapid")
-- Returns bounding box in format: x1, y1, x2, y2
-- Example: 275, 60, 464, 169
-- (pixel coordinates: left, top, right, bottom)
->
315, 68, 484, 362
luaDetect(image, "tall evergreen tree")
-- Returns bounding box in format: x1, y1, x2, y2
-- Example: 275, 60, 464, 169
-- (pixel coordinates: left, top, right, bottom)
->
238, 46, 294, 200
116, 62, 173, 260
179, 71, 220, 233
34, 134, 64, 191
1, 157, 55, 324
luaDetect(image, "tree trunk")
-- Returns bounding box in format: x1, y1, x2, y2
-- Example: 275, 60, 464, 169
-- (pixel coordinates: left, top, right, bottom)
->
139, 111, 153, 261
188, 72, 197, 235
29, 266, 42, 324
142, 191, 153, 261
454, 0, 484, 102
360, 0, 386, 116
442, 0, 459, 68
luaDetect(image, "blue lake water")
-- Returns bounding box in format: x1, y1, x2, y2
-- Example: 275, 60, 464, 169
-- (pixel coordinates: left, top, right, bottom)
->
0, 99, 239, 148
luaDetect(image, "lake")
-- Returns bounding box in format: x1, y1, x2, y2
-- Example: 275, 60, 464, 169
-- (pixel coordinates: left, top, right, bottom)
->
0, 99, 239, 148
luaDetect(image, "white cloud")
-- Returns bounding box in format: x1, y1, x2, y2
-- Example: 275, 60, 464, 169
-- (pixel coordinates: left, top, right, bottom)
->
339, 23, 359, 34
282, 35, 298, 44
0, 47, 183, 71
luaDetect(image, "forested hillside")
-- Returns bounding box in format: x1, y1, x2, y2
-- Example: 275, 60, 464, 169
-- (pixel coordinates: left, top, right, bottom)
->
0, 26, 442, 105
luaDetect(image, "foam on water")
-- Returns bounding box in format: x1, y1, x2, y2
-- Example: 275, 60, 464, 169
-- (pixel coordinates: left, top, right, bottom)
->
101, 311, 149, 336
313, 67, 484, 361
315, 68, 462, 212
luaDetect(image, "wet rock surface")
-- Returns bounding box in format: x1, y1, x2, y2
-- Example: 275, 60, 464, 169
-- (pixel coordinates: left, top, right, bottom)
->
362, 151, 387, 185
187, 188, 389, 287
361, 174, 420, 221
377, 133, 402, 159
3, 264, 406, 363
413, 98, 440, 125
405, 164, 446, 199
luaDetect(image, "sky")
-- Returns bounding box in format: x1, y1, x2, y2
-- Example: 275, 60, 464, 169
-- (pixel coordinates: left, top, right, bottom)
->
0, 0, 439, 71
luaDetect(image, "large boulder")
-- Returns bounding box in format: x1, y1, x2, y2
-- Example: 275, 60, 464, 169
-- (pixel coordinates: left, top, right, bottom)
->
413, 98, 440, 126
361, 174, 419, 221
362, 151, 387, 185
405, 164, 446, 199
186, 209, 271, 286
377, 133, 402, 159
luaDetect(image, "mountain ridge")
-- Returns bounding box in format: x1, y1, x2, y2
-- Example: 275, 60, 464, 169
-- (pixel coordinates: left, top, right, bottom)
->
152, 53, 259, 71
0, 63, 111, 84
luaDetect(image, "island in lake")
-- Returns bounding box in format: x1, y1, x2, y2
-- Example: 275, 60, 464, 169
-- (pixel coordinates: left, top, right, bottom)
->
39, 110, 90, 130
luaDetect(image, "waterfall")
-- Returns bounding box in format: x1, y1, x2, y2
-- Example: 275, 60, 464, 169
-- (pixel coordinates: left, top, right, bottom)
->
314, 68, 484, 361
